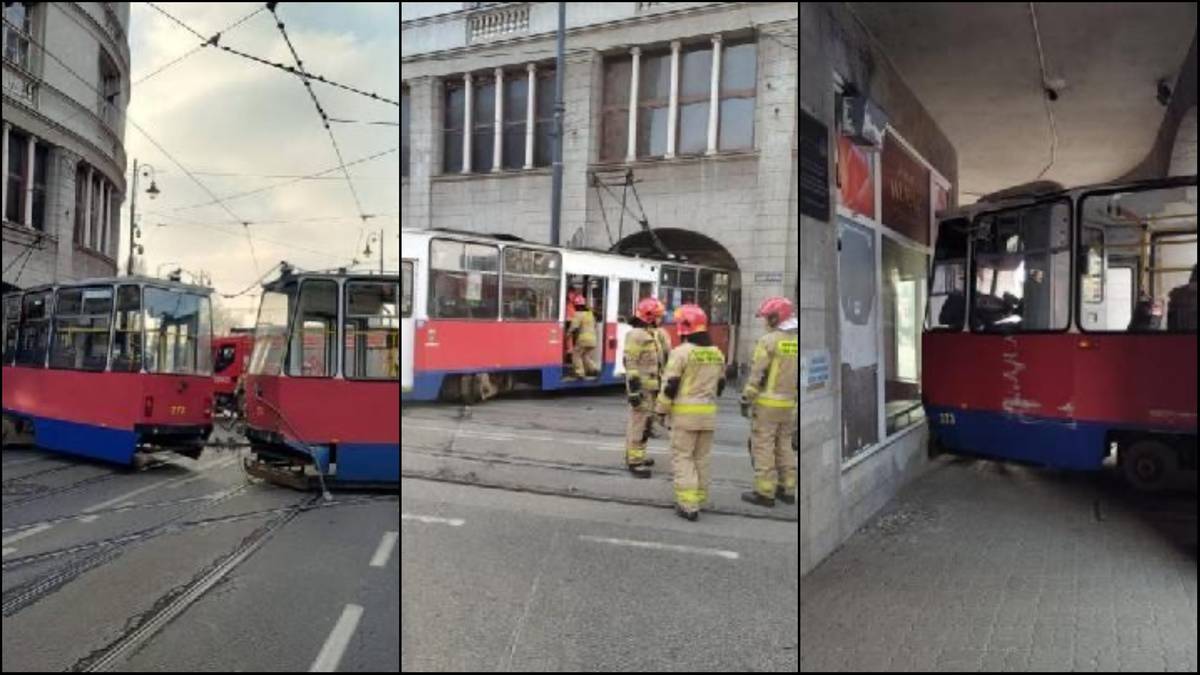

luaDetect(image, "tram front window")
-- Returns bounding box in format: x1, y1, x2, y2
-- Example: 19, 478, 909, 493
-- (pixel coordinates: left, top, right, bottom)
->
345, 281, 399, 380
970, 201, 1070, 332
144, 289, 209, 375
249, 289, 293, 377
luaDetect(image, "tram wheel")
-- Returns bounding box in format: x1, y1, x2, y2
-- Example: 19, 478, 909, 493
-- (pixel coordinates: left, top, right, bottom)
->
1121, 439, 1175, 492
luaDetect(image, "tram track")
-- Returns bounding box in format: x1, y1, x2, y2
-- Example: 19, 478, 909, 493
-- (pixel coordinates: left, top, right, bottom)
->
402, 443, 797, 523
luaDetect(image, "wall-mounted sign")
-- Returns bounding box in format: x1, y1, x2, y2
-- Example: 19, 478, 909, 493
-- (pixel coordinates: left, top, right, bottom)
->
754, 272, 784, 284
800, 108, 829, 222
882, 136, 930, 245
801, 349, 831, 392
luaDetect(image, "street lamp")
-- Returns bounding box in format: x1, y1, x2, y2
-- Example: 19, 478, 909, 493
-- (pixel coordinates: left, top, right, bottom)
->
126, 160, 160, 275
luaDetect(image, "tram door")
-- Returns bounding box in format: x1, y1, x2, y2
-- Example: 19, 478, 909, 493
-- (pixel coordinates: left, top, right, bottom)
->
401, 260, 414, 392
613, 279, 655, 378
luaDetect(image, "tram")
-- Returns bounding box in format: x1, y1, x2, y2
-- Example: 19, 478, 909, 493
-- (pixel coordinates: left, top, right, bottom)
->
401, 228, 737, 402
242, 266, 399, 488
1, 277, 215, 464
922, 175, 1198, 490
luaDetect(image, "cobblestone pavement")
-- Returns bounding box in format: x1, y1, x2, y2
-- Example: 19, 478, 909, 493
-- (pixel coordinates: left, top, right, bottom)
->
800, 456, 1197, 672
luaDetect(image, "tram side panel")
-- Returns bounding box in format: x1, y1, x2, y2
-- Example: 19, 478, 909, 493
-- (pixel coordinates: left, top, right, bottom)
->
2, 368, 141, 464
246, 375, 399, 483
922, 333, 1089, 470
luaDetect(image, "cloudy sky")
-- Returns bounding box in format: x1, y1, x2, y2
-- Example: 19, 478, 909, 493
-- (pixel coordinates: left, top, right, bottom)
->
121, 2, 399, 326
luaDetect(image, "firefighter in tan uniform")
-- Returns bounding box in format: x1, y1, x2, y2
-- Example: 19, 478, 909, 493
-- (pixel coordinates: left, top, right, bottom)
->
655, 304, 725, 521
623, 298, 668, 478
740, 296, 798, 507
568, 297, 599, 379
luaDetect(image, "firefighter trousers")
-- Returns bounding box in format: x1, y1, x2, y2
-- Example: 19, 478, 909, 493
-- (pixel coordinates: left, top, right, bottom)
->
670, 425, 714, 514
625, 393, 657, 466
749, 405, 797, 499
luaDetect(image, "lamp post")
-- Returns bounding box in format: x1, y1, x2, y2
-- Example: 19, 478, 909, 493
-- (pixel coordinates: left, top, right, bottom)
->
126, 159, 160, 275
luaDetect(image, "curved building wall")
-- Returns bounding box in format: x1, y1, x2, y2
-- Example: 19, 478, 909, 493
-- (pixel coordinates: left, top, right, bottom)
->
2, 2, 130, 289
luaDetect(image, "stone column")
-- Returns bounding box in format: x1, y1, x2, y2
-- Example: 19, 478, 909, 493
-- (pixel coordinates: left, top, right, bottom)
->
666, 40, 681, 159
462, 73, 474, 174
492, 68, 504, 172
706, 34, 723, 155
23, 133, 36, 227
524, 64, 536, 169
626, 47, 641, 162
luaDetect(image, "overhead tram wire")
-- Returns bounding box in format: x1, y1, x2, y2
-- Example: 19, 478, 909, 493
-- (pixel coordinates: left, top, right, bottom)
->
267, 3, 371, 230
132, 5, 266, 87
145, 2, 398, 108
162, 147, 397, 213
13, 24, 267, 279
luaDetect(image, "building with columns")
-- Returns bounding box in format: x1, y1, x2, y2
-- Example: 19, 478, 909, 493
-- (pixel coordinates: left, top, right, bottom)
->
2, 2, 129, 293
401, 2, 798, 372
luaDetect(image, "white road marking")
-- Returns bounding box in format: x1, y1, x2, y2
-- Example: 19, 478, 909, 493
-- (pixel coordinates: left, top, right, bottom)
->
369, 532, 398, 568
401, 514, 465, 526
579, 535, 740, 560
309, 604, 365, 672
1, 524, 52, 556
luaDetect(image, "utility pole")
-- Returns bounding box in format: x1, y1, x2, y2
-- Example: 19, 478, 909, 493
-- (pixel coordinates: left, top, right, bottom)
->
549, 2, 565, 246
126, 158, 139, 275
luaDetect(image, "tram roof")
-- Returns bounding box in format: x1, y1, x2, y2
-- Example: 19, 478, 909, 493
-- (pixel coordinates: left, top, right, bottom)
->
401, 227, 725, 269
2, 275, 213, 297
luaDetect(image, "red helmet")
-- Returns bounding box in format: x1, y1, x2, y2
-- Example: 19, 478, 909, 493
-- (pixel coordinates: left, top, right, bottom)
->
756, 296, 795, 324
635, 297, 665, 323
673, 304, 708, 336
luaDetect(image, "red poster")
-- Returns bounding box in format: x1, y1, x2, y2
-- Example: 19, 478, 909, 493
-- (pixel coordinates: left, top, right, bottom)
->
837, 135, 874, 218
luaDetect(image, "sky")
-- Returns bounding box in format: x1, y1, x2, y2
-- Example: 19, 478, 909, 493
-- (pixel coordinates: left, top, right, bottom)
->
120, 2, 400, 327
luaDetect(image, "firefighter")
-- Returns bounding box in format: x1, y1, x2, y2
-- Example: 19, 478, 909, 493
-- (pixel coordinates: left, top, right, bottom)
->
623, 297, 667, 478
655, 304, 725, 521
740, 296, 798, 507
568, 296, 599, 379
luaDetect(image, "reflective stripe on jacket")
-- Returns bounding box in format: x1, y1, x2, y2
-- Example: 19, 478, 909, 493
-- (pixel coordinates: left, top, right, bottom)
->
742, 329, 798, 409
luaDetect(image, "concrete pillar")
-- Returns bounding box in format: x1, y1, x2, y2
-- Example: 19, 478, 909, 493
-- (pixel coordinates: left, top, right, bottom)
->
84, 166, 94, 249
23, 133, 36, 227
1, 122, 8, 221
462, 73, 473, 174
524, 64, 536, 170
666, 41, 681, 159
626, 47, 641, 162
706, 34, 723, 155
492, 68, 503, 172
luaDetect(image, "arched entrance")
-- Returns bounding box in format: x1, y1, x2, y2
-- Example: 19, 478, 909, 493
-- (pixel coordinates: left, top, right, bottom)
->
612, 228, 744, 373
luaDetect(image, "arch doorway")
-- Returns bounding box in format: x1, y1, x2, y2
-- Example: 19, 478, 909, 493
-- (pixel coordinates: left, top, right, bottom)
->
612, 228, 744, 374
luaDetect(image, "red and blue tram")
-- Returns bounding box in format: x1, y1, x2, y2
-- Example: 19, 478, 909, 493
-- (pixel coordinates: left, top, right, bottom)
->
400, 228, 737, 402
1, 277, 215, 465
242, 267, 399, 488
922, 175, 1198, 489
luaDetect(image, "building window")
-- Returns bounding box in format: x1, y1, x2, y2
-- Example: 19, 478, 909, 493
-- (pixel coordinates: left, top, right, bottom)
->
602, 38, 758, 161
99, 48, 122, 128
471, 74, 496, 171
532, 68, 555, 167
882, 237, 927, 434
502, 75, 527, 170
678, 46, 712, 156
5, 129, 26, 224
30, 144, 47, 232
718, 42, 756, 150
600, 57, 632, 162
636, 52, 671, 158
443, 82, 465, 173
401, 87, 410, 177
2, 2, 33, 70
